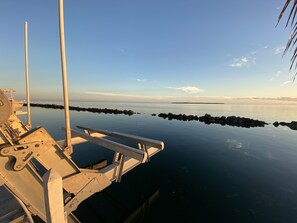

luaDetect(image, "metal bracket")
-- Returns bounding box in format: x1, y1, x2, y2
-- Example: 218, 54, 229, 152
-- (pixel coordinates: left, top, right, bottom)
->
114, 153, 125, 183
64, 172, 111, 213
0, 141, 42, 171
138, 143, 150, 162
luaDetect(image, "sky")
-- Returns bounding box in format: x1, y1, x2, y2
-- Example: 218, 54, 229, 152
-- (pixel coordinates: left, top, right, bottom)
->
0, 0, 296, 103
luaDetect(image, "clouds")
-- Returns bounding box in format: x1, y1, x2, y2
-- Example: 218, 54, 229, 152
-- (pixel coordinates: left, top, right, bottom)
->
169, 86, 204, 94
281, 79, 293, 86
229, 56, 256, 68
228, 44, 285, 70
273, 46, 285, 55
136, 78, 147, 82
270, 70, 282, 81
84, 91, 175, 100
250, 96, 297, 102
85, 91, 136, 97
229, 57, 249, 68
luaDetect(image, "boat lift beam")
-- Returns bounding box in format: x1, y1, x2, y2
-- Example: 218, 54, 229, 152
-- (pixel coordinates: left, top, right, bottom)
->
0, 91, 164, 222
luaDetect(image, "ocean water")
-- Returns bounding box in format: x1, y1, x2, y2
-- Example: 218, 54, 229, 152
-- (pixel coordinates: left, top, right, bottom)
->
23, 102, 297, 222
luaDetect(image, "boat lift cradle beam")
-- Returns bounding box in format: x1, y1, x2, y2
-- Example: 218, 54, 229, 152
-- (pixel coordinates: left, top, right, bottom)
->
0, 0, 164, 221
0, 91, 164, 222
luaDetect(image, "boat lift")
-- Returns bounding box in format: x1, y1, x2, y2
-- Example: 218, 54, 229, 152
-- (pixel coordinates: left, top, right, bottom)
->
0, 0, 164, 222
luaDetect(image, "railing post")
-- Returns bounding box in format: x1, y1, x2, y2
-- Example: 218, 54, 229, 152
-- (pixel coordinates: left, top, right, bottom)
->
43, 169, 67, 223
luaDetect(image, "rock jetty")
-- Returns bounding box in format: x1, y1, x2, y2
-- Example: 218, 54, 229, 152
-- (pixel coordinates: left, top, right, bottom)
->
156, 113, 268, 128
273, 121, 297, 130
24, 103, 136, 116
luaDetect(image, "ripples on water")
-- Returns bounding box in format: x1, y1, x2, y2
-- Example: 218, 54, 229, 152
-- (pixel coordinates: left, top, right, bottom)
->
24, 103, 297, 222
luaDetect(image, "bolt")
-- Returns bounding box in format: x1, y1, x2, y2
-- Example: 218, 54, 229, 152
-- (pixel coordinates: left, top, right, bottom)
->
2, 150, 9, 154
35, 144, 40, 148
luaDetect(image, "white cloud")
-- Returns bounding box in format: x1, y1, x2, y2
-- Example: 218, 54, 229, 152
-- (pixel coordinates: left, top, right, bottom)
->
169, 86, 204, 94
270, 70, 282, 81
276, 70, 282, 76
264, 46, 269, 49
229, 57, 250, 68
85, 91, 136, 97
136, 78, 147, 82
85, 91, 176, 100
273, 46, 285, 55
251, 97, 297, 102
281, 80, 293, 86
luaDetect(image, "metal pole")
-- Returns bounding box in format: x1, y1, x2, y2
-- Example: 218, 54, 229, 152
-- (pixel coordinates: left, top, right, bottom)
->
58, 0, 72, 154
24, 21, 31, 128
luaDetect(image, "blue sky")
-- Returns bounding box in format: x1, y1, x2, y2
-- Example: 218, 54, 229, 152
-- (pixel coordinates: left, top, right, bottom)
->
0, 0, 296, 103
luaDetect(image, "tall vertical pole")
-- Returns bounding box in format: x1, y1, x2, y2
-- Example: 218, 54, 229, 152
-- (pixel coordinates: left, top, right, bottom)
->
24, 21, 31, 128
58, 0, 72, 154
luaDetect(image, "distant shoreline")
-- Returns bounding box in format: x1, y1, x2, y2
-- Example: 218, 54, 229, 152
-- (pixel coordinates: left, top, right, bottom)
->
171, 102, 224, 105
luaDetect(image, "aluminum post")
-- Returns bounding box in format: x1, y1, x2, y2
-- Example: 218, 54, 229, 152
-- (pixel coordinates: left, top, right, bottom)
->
24, 21, 31, 128
58, 0, 72, 154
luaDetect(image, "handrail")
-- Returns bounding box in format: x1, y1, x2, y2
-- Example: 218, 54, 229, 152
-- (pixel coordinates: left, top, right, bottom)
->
71, 129, 148, 163
77, 126, 164, 150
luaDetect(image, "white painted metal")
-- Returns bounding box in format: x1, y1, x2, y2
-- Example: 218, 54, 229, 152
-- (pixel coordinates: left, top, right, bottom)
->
0, 91, 164, 222
58, 0, 72, 154
56, 132, 106, 147
12, 190, 34, 223
100, 147, 161, 182
63, 171, 111, 213
77, 126, 164, 150
115, 154, 125, 183
0, 90, 12, 124
43, 169, 67, 223
24, 21, 31, 128
71, 129, 148, 162
0, 1, 165, 219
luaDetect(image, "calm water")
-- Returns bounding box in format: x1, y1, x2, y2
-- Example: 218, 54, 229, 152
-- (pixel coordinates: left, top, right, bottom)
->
23, 102, 297, 222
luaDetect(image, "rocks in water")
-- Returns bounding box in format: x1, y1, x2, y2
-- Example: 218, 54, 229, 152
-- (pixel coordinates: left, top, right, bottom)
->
158, 113, 199, 121
156, 112, 267, 128
24, 103, 136, 116
199, 114, 267, 128
273, 121, 297, 130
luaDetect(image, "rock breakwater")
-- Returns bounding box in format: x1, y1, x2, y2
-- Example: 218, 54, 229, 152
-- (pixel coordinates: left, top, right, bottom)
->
24, 103, 137, 116
156, 113, 268, 128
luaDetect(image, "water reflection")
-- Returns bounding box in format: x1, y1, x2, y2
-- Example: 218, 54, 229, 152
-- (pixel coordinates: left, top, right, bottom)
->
74, 183, 160, 222
20, 104, 297, 223
226, 139, 243, 149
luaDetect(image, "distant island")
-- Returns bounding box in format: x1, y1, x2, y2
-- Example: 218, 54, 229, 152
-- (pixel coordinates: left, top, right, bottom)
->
171, 102, 224, 104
